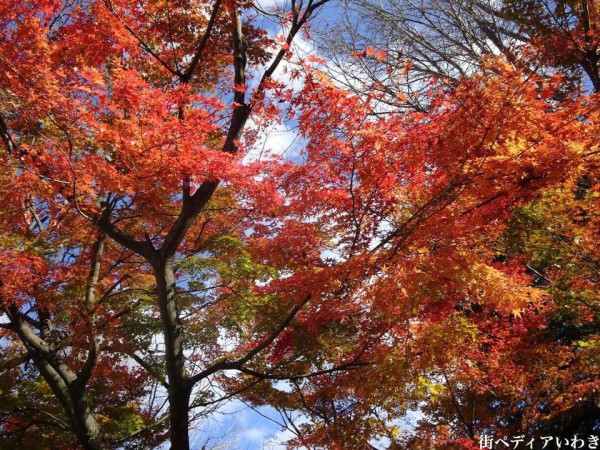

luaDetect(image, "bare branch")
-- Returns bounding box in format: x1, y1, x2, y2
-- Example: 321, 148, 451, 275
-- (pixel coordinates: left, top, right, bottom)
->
237, 361, 370, 381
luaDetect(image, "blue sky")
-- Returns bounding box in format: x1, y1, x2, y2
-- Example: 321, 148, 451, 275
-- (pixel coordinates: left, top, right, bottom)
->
190, 401, 294, 450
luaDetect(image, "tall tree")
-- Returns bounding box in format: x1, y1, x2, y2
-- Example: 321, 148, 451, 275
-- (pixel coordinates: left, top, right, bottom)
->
0, 0, 332, 448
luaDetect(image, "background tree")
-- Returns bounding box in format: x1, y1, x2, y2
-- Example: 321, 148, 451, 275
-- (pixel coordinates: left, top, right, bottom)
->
318, 0, 600, 110
222, 62, 594, 447
0, 191, 156, 448
313, 0, 600, 446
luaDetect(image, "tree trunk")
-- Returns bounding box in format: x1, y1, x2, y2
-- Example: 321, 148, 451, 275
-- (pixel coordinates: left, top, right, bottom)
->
71, 395, 110, 450
8, 308, 109, 450
167, 385, 192, 450
154, 258, 191, 450
30, 352, 109, 449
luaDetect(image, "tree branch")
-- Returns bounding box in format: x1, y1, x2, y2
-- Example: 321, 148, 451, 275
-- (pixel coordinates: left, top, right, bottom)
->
237, 361, 369, 381
0, 114, 16, 155
126, 351, 169, 389
102, 0, 182, 78
77, 233, 106, 390
180, 0, 223, 82
189, 294, 311, 384
160, 0, 330, 257
95, 201, 157, 262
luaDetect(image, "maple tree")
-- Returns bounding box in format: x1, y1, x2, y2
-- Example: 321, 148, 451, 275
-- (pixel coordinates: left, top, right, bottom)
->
254, 63, 600, 447
306, 1, 600, 446
0, 0, 599, 449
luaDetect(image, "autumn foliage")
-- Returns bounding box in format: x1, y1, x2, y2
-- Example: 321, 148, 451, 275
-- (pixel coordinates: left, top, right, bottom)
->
0, 0, 599, 449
